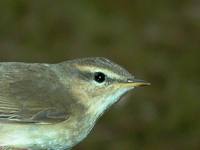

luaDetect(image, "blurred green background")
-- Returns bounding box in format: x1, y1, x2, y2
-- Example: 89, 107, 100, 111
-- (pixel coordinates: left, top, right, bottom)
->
0, 1, 199, 150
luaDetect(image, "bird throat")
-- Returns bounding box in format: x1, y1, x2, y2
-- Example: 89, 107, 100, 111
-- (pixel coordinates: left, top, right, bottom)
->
86, 88, 130, 122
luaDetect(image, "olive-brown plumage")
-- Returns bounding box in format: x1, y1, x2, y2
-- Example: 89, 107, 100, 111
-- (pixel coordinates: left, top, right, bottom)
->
0, 57, 149, 150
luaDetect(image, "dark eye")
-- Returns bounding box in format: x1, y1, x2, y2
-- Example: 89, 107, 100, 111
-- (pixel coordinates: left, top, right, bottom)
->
94, 72, 106, 83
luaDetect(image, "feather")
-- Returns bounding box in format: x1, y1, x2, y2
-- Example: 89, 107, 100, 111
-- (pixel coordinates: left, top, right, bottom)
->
0, 63, 74, 124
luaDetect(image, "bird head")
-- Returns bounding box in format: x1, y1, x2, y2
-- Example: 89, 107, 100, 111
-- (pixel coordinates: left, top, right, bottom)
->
61, 57, 150, 117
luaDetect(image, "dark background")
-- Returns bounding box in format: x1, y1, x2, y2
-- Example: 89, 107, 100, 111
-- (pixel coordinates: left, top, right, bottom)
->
0, 1, 200, 150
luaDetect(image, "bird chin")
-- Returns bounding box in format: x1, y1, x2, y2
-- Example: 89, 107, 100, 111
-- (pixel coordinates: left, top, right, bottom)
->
100, 88, 132, 113
113, 87, 134, 103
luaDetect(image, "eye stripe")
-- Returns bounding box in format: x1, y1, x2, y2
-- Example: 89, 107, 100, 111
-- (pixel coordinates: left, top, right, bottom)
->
75, 65, 123, 79
77, 71, 92, 81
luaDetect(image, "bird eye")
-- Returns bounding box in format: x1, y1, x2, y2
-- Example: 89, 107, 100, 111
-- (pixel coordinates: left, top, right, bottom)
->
94, 72, 106, 83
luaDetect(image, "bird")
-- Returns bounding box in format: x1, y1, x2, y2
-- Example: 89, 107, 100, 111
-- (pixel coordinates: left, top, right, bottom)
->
0, 57, 150, 150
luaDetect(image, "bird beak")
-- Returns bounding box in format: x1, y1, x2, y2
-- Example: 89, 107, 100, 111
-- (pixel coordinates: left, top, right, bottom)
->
120, 78, 150, 88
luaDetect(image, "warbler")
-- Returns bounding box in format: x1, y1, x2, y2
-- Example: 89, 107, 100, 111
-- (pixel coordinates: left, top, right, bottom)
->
0, 57, 149, 150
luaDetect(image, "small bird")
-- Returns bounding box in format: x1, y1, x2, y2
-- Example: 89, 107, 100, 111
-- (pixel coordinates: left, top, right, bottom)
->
0, 57, 149, 150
